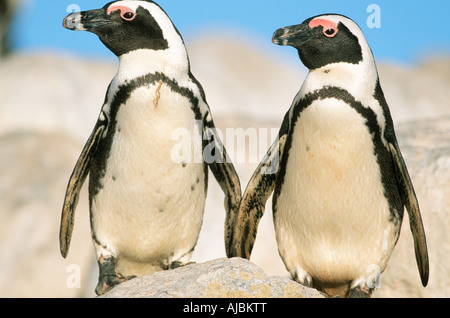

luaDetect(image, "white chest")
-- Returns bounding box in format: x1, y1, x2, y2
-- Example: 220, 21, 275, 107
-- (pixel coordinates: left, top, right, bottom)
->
91, 82, 206, 265
104, 82, 203, 196
275, 98, 398, 283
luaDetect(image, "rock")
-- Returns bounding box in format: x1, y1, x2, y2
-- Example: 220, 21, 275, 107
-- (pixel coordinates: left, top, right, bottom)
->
0, 53, 115, 140
378, 58, 450, 123
99, 257, 324, 298
187, 34, 304, 122
0, 131, 95, 297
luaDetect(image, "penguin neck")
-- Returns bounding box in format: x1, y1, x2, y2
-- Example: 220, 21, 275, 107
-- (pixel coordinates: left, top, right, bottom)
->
115, 46, 190, 84
300, 58, 379, 105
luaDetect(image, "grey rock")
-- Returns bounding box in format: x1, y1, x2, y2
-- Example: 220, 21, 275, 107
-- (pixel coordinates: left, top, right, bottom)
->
378, 59, 450, 123
99, 257, 324, 298
0, 131, 95, 297
0, 53, 115, 140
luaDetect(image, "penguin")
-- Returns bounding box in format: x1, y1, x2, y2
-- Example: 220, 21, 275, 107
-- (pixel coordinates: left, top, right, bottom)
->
226, 14, 429, 298
60, 0, 241, 296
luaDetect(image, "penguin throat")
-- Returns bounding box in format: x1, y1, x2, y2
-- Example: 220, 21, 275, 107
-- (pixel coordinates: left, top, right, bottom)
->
117, 48, 190, 82
301, 61, 379, 106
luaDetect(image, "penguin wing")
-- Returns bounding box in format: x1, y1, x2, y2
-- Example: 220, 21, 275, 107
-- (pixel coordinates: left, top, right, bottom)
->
389, 141, 429, 286
203, 120, 242, 256
59, 122, 105, 258
227, 113, 290, 258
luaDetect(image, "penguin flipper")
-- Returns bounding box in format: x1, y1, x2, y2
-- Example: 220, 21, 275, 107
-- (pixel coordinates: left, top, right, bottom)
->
203, 122, 242, 257
228, 126, 288, 259
59, 123, 105, 258
389, 141, 429, 286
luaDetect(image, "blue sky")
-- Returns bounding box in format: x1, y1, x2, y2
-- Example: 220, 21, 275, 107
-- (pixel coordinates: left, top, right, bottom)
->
11, 0, 450, 64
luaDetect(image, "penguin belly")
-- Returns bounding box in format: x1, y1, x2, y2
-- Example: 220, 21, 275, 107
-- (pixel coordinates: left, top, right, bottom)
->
90, 83, 206, 276
274, 98, 399, 286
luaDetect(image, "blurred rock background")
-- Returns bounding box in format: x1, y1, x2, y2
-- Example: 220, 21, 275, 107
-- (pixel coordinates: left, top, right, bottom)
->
1, 0, 449, 298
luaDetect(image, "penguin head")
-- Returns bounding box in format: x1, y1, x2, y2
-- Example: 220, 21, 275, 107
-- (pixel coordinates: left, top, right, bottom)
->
63, 0, 184, 58
273, 14, 374, 70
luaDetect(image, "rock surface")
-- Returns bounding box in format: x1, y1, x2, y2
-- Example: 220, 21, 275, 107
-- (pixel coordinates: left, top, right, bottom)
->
0, 131, 94, 297
99, 257, 324, 298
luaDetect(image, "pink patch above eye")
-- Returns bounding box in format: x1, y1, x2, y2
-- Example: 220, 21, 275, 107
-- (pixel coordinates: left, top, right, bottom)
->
106, 5, 134, 16
309, 18, 338, 37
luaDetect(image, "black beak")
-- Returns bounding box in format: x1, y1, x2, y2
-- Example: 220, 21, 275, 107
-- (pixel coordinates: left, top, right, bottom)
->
63, 9, 110, 32
272, 23, 312, 47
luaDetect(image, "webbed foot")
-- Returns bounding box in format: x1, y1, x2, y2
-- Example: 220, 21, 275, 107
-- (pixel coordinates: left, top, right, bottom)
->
95, 255, 136, 296
169, 260, 196, 269
347, 285, 372, 298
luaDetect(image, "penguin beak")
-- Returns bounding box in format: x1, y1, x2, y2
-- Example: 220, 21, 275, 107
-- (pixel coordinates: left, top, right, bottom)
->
272, 23, 312, 47
63, 9, 110, 33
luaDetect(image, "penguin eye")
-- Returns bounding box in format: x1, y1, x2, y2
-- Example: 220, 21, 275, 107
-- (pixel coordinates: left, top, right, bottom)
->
309, 18, 339, 38
121, 11, 136, 21
107, 6, 136, 21
324, 28, 337, 37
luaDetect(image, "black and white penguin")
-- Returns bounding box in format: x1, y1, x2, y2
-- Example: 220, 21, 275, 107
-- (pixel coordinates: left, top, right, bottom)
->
227, 14, 429, 298
60, 0, 241, 295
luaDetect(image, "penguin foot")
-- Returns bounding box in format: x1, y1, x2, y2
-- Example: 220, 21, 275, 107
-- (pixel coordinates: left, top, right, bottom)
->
169, 261, 196, 269
95, 270, 136, 296
347, 285, 372, 298
95, 255, 136, 296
